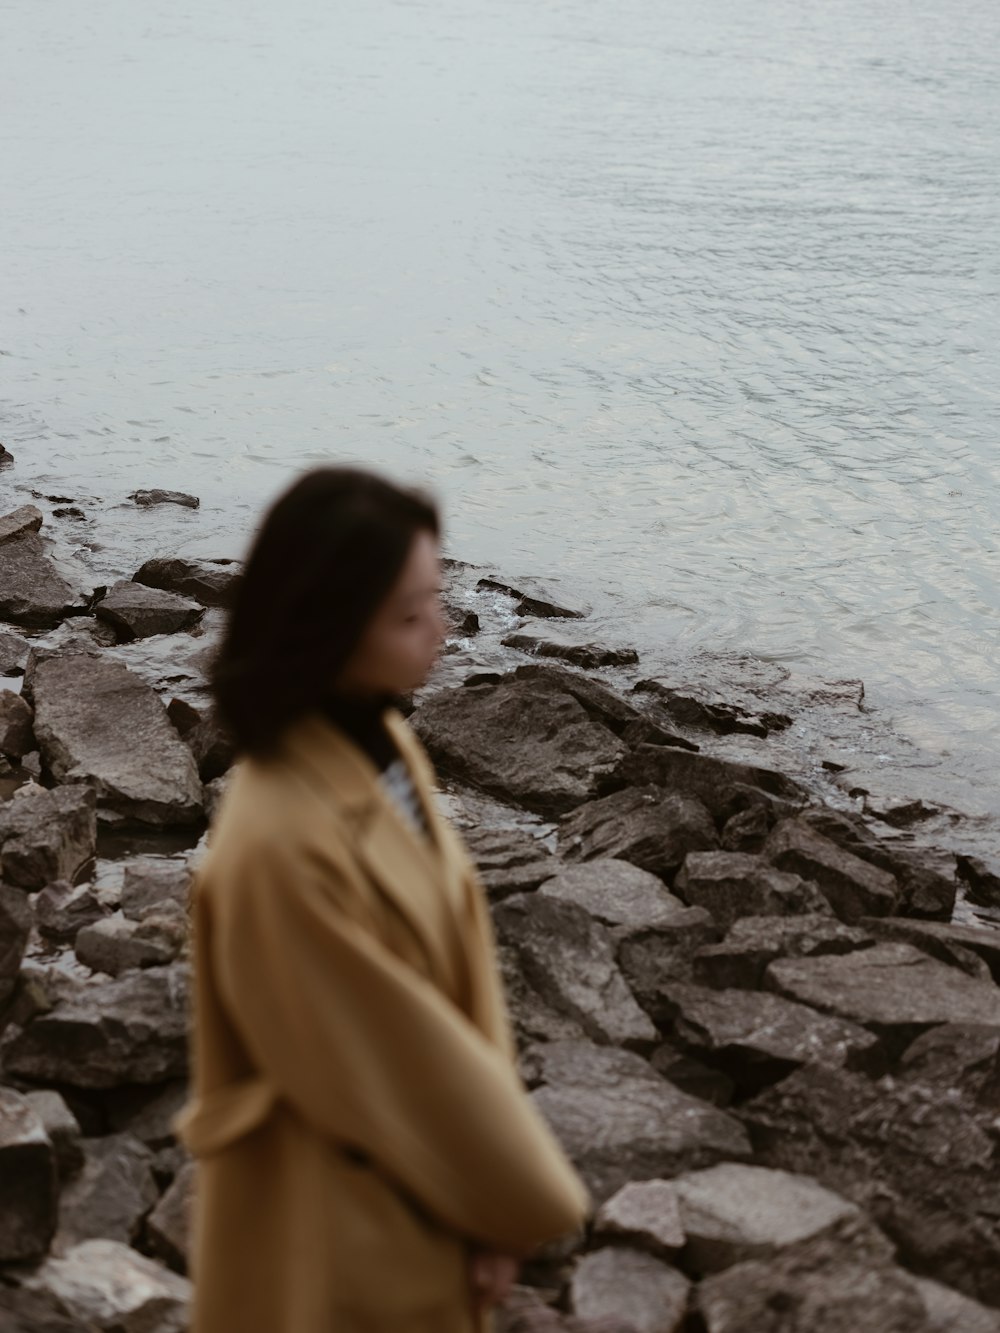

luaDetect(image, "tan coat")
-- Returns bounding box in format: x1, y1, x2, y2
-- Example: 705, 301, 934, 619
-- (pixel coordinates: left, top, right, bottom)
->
175, 708, 590, 1333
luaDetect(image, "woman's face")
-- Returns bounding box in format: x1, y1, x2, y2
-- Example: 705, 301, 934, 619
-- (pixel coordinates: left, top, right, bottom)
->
334, 530, 447, 696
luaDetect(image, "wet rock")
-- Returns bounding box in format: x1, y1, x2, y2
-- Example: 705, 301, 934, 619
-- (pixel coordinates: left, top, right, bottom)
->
23, 1238, 192, 1333
913, 1276, 1000, 1332
695, 1214, 932, 1333
120, 857, 192, 921
0, 532, 91, 628
513, 663, 696, 750
672, 1163, 859, 1273
130, 489, 200, 510
654, 983, 879, 1087
0, 444, 12, 467
75, 910, 185, 975
502, 628, 638, 670
719, 804, 773, 853
0, 687, 34, 756
537, 859, 689, 933
741, 1064, 1000, 1304
34, 880, 108, 943
569, 1247, 690, 1332
1, 882, 31, 1004
95, 581, 204, 642
559, 785, 718, 880
29, 654, 203, 826
764, 819, 899, 921
897, 1023, 1000, 1107
0, 1087, 59, 1261
146, 1158, 195, 1271
165, 698, 234, 782
412, 675, 626, 816
23, 1089, 84, 1179
56, 1132, 159, 1248
461, 825, 557, 900
692, 915, 875, 990
0, 627, 32, 675
957, 854, 1000, 909
618, 744, 807, 821
593, 1180, 685, 1256
133, 556, 241, 608
0, 503, 44, 544
674, 851, 831, 931
493, 893, 656, 1046
531, 1062, 750, 1204
476, 575, 586, 619
2, 964, 190, 1088
766, 943, 1000, 1051
0, 783, 97, 889
616, 910, 719, 1012
633, 678, 784, 739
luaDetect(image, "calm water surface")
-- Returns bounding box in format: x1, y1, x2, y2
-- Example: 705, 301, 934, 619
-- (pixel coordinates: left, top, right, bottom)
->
2, 0, 1000, 802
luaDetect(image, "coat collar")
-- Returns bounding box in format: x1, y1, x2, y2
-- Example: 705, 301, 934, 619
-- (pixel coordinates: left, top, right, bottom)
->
277, 709, 464, 998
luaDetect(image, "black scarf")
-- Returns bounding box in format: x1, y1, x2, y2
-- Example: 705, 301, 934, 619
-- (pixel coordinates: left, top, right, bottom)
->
318, 689, 401, 773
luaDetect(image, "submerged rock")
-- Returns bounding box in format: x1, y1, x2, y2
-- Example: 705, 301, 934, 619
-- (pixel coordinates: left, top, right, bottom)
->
502, 628, 638, 670
476, 575, 586, 619
129, 489, 200, 510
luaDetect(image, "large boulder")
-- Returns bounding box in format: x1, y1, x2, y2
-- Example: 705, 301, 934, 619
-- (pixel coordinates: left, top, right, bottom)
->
512, 662, 696, 750
617, 744, 808, 821
493, 894, 656, 1047
133, 556, 241, 607
692, 914, 875, 991
28, 654, 203, 825
569, 1247, 690, 1332
592, 1180, 685, 1257
616, 910, 720, 1013
412, 675, 626, 816
2, 965, 190, 1088
56, 1133, 159, 1248
0, 1088, 59, 1261
0, 531, 90, 628
531, 1047, 750, 1204
95, 581, 204, 642
764, 819, 899, 922
0, 504, 44, 544
0, 782, 96, 889
537, 860, 690, 934
674, 851, 831, 930
862, 916, 1000, 984
0, 882, 31, 1004
559, 785, 718, 880
22, 1239, 192, 1333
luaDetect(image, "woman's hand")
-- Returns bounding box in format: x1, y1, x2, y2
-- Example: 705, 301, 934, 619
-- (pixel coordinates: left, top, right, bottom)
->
468, 1247, 521, 1310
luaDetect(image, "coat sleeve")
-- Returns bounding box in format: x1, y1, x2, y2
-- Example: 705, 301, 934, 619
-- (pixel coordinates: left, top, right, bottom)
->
209, 838, 591, 1254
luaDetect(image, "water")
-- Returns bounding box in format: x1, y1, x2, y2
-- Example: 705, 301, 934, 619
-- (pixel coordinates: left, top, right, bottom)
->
3, 0, 1000, 812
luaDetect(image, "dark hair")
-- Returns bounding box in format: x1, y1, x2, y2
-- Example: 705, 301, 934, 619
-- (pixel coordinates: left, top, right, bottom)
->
211, 467, 440, 756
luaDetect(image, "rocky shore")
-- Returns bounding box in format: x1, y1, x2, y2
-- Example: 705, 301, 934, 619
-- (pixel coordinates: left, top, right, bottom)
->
1, 468, 1000, 1332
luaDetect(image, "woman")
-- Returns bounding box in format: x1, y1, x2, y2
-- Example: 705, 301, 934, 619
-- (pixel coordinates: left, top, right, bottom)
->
175, 468, 590, 1332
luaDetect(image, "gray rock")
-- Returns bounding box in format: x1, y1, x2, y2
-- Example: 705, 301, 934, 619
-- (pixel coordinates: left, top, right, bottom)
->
655, 983, 880, 1085
34, 880, 108, 943
0, 687, 34, 756
0, 627, 32, 675
696, 1214, 933, 1333
897, 1023, 1000, 1106
2, 964, 190, 1088
23, 1089, 84, 1179
719, 804, 773, 854
130, 489, 200, 510
95, 581, 204, 642
147, 1158, 195, 1271
502, 629, 639, 670
476, 575, 586, 619
106, 1080, 189, 1146
0, 882, 31, 1004
412, 675, 626, 816
914, 1276, 1000, 1332
120, 857, 192, 921
570, 1247, 690, 1332
493, 893, 656, 1047
29, 654, 203, 826
532, 1068, 750, 1205
958, 854, 1000, 909
0, 504, 44, 544
618, 744, 807, 821
538, 859, 689, 932
633, 678, 785, 739
740, 1064, 1000, 1304
75, 910, 184, 976
672, 1163, 859, 1273
498, 944, 589, 1047
0, 532, 90, 628
766, 943, 1000, 1048
164, 698, 234, 782
593, 1180, 685, 1256
520, 1039, 665, 1091
513, 662, 696, 750
617, 910, 720, 1013
559, 785, 718, 880
764, 819, 899, 921
133, 556, 240, 607
0, 782, 96, 889
23, 1238, 192, 1333
56, 1132, 159, 1248
860, 916, 1000, 985
0, 1284, 90, 1332
497, 1284, 633, 1332
692, 915, 876, 990
649, 1045, 736, 1107
460, 825, 557, 900
674, 851, 831, 930
0, 1087, 58, 1261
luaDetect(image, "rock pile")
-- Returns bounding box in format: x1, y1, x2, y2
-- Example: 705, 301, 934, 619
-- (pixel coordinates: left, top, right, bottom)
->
1, 501, 999, 1331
